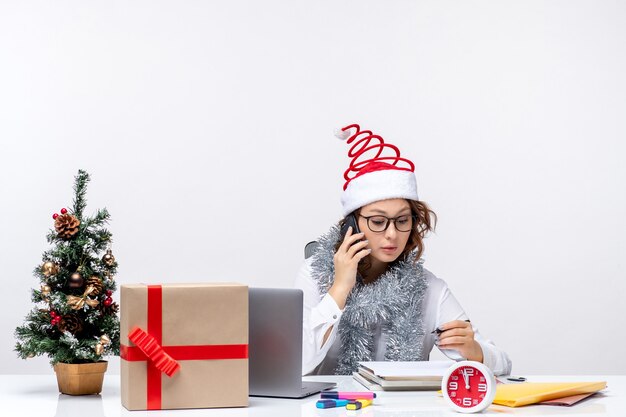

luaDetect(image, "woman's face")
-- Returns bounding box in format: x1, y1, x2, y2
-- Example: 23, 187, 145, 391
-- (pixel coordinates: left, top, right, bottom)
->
357, 198, 412, 264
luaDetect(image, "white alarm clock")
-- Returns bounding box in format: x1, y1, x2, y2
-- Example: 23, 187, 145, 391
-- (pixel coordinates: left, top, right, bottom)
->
442, 361, 497, 413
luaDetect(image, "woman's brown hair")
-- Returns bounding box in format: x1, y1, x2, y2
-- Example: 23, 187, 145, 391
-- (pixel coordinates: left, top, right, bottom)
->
335, 200, 437, 281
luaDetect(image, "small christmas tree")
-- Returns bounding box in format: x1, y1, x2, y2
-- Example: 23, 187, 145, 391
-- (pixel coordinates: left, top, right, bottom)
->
15, 170, 120, 365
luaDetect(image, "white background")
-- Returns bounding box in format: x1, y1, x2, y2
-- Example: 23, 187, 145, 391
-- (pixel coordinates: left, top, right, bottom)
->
1, 1, 625, 376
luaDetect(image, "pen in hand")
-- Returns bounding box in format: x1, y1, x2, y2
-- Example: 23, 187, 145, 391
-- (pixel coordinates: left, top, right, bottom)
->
431, 319, 471, 335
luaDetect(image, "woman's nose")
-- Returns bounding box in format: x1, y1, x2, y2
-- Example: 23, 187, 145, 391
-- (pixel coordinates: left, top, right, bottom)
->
385, 221, 398, 239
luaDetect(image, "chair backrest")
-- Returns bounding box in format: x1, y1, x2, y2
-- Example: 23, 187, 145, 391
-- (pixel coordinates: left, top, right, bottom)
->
304, 241, 319, 259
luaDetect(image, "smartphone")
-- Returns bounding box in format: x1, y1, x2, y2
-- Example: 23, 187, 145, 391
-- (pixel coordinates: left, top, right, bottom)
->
339, 214, 361, 241
339, 214, 365, 277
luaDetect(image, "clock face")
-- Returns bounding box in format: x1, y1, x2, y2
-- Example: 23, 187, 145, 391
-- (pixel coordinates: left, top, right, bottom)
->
443, 361, 496, 413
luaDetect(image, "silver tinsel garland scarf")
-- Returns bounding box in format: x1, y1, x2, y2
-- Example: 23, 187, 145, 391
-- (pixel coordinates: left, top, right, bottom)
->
310, 225, 429, 375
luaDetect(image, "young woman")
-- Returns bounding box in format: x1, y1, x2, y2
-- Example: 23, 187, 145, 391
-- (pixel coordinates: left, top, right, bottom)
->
295, 124, 512, 376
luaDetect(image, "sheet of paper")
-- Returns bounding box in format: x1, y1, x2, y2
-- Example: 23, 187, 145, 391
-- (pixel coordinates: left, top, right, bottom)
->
540, 392, 596, 406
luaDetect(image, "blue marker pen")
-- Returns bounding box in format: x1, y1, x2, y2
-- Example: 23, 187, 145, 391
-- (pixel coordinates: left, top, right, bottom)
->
316, 399, 349, 409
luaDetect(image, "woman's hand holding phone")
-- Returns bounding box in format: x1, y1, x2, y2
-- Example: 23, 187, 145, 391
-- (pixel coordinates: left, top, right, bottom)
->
330, 226, 370, 309
320, 226, 370, 347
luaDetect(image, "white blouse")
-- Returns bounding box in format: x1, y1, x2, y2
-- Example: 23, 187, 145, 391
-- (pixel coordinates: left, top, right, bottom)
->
294, 257, 512, 376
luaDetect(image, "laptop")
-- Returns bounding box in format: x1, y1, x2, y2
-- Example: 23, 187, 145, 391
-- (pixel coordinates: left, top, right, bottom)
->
249, 287, 336, 398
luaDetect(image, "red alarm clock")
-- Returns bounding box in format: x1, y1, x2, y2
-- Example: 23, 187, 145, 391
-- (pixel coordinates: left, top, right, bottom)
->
442, 361, 496, 413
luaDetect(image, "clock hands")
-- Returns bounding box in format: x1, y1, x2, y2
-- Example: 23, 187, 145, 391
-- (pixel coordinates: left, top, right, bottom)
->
462, 369, 470, 389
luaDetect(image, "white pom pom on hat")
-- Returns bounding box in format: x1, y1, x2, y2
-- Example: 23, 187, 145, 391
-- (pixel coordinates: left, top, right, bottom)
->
337, 124, 419, 217
334, 128, 351, 141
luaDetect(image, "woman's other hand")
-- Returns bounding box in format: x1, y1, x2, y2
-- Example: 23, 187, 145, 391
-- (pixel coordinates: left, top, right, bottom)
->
437, 320, 484, 363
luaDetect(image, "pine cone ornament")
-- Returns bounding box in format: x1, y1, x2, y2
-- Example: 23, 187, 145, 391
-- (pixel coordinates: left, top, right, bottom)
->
58, 314, 83, 334
54, 213, 81, 239
85, 276, 104, 295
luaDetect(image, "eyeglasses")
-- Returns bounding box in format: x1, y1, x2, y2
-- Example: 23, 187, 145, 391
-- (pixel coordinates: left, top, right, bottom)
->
358, 214, 416, 233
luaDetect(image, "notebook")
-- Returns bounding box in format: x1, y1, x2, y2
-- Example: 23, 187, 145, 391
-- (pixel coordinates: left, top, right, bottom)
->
354, 361, 454, 391
248, 288, 336, 398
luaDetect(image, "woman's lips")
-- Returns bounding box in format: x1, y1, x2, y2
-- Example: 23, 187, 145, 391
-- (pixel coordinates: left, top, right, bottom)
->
381, 246, 398, 253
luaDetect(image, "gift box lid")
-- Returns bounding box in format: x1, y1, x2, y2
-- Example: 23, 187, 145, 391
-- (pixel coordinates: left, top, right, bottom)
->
120, 283, 248, 346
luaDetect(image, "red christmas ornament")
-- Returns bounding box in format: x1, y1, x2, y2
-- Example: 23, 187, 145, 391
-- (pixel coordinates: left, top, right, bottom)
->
49, 311, 56, 318
105, 290, 112, 297
104, 297, 113, 306
52, 213, 59, 219
60, 208, 67, 214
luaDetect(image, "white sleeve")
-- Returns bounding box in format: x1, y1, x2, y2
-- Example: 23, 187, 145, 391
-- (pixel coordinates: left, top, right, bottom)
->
436, 282, 512, 376
294, 259, 343, 375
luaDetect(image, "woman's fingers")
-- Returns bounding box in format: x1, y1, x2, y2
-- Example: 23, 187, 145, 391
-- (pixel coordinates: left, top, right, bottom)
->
438, 320, 471, 332
339, 227, 365, 252
438, 335, 471, 347
438, 320, 473, 347
355, 247, 372, 260
439, 327, 470, 338
346, 239, 369, 258
435, 321, 484, 363
337, 226, 353, 252
439, 329, 472, 343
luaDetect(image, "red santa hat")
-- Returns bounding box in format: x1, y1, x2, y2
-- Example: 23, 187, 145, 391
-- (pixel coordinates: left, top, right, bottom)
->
336, 123, 418, 217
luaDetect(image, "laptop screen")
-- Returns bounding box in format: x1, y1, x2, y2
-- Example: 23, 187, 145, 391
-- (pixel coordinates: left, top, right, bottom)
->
248, 288, 304, 396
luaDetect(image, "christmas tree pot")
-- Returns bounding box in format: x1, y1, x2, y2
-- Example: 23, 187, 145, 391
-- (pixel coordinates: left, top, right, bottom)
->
54, 361, 108, 395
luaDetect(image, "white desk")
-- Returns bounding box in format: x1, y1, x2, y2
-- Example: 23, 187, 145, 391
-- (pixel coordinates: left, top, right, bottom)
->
0, 375, 622, 417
